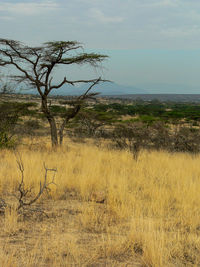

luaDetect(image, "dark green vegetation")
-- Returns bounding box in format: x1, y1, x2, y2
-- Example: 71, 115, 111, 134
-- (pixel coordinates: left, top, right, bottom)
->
93, 101, 200, 124
0, 101, 38, 148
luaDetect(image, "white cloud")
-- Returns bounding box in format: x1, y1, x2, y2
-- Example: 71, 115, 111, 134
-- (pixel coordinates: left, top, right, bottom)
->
0, 1, 59, 16
90, 8, 124, 23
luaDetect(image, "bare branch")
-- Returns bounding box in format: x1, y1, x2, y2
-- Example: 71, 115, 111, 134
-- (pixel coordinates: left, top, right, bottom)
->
15, 157, 57, 210
48, 77, 68, 92
78, 77, 102, 100
49, 77, 110, 93
5, 39, 35, 65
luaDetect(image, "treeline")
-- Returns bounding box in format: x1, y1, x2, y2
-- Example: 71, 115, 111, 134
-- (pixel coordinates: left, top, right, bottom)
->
93, 101, 200, 123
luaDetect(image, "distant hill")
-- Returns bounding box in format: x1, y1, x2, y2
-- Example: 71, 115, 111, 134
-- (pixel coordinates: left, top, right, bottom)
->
49, 82, 148, 96
19, 82, 147, 96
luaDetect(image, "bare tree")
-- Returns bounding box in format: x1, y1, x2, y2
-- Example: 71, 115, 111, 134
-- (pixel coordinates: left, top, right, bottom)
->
0, 39, 108, 146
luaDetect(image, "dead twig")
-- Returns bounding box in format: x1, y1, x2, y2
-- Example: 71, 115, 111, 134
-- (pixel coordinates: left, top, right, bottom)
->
16, 156, 57, 211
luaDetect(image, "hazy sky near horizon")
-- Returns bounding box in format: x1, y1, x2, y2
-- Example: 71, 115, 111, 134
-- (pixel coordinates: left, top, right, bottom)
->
1, 0, 200, 92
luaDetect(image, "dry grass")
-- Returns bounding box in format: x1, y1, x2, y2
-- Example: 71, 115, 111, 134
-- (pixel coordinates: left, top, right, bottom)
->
0, 137, 200, 266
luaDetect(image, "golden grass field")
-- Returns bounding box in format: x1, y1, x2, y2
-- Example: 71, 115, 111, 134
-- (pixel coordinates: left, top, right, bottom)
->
0, 137, 200, 266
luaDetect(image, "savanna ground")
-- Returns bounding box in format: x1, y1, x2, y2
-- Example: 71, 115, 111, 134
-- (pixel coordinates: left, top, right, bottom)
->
1, 137, 200, 266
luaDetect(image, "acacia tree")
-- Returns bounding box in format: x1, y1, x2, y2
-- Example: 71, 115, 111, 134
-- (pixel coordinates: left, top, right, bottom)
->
0, 39, 108, 146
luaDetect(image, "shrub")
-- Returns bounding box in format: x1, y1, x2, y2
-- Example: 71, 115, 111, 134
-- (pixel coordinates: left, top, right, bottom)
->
150, 122, 171, 150
111, 122, 150, 160
111, 121, 200, 155
172, 127, 200, 153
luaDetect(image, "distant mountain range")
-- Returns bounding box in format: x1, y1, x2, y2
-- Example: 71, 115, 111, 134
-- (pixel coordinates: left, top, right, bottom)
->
19, 82, 200, 95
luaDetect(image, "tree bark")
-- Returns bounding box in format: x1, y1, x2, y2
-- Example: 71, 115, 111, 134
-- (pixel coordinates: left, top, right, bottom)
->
58, 125, 64, 146
41, 97, 58, 147
48, 116, 58, 147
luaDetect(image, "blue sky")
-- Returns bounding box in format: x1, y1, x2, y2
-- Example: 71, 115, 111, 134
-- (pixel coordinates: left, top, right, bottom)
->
1, 0, 200, 93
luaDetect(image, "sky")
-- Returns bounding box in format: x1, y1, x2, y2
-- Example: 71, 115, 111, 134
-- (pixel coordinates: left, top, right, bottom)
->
1, 0, 200, 93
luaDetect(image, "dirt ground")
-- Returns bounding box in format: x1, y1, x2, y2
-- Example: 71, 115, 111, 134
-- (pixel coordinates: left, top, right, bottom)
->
0, 193, 142, 267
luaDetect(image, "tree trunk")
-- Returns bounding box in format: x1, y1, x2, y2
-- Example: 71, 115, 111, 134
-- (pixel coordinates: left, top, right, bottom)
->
48, 117, 58, 147
59, 121, 65, 145
41, 97, 58, 147
58, 105, 82, 145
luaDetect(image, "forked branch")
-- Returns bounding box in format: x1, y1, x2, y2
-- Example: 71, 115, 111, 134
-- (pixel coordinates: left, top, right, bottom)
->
16, 158, 57, 211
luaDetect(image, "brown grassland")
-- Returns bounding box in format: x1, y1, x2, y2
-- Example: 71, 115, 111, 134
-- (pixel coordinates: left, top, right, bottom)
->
0, 137, 200, 266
